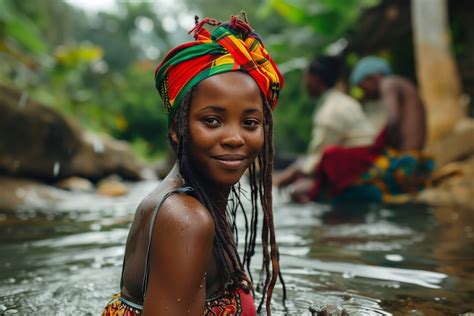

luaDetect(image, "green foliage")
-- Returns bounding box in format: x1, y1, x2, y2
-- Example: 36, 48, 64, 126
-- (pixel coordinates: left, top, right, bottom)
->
274, 69, 315, 153
55, 44, 103, 66
0, 0, 172, 159
262, 0, 378, 42
4, 17, 47, 54
184, 0, 264, 21
108, 62, 169, 154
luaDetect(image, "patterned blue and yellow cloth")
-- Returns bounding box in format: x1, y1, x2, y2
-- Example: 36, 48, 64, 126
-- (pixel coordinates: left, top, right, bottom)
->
310, 128, 434, 203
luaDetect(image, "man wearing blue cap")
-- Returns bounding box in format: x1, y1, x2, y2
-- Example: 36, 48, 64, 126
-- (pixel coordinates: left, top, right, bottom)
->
350, 56, 426, 151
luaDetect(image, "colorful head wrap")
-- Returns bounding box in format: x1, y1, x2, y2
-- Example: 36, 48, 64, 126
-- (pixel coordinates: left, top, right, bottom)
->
154, 16, 284, 123
350, 56, 392, 86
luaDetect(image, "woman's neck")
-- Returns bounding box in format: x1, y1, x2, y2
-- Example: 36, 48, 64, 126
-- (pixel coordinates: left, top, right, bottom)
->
173, 163, 231, 214
207, 186, 230, 213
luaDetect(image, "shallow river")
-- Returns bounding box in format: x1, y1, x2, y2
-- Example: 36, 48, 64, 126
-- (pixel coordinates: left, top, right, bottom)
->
0, 180, 473, 315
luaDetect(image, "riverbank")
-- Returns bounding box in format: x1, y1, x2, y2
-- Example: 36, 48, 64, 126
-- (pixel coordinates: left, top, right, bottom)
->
1, 82, 474, 213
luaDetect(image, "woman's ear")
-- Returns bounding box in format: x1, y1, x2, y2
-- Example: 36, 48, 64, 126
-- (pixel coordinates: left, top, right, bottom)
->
169, 124, 178, 144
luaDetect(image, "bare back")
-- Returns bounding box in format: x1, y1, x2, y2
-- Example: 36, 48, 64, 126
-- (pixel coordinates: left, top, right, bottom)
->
119, 165, 219, 314
380, 76, 426, 151
120, 167, 188, 302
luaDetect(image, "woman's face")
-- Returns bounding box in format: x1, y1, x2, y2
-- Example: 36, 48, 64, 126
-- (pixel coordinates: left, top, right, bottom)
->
187, 71, 265, 188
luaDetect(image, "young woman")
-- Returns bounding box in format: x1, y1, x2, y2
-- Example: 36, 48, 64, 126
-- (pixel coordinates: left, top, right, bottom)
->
102, 16, 284, 315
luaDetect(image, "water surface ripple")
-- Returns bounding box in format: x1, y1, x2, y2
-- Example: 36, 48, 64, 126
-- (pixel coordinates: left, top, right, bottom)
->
1, 181, 473, 315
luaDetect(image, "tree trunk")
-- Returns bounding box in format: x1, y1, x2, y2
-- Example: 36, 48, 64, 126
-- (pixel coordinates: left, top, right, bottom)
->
412, 0, 466, 144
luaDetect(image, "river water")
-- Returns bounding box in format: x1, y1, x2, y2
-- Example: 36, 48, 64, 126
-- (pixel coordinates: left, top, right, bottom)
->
0, 180, 473, 315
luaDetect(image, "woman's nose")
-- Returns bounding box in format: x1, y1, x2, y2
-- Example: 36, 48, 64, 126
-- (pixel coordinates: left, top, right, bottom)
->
221, 125, 244, 147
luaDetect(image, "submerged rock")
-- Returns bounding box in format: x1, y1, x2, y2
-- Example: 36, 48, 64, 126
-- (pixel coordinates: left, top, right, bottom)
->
96, 176, 129, 197
309, 304, 349, 316
55, 176, 94, 192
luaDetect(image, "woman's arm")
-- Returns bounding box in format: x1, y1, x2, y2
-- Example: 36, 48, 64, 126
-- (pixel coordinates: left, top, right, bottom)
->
142, 194, 215, 315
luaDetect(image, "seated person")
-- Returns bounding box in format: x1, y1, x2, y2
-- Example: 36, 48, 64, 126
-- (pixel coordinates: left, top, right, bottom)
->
273, 55, 375, 202
308, 56, 434, 203
351, 56, 426, 151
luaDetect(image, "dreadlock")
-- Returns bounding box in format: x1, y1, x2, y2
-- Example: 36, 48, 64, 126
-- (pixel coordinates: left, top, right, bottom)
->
169, 87, 286, 315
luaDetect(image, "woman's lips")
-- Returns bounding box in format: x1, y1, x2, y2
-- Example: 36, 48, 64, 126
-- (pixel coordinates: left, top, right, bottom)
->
212, 154, 247, 169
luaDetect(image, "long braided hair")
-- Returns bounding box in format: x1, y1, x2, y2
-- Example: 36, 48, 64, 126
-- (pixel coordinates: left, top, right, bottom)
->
169, 87, 285, 314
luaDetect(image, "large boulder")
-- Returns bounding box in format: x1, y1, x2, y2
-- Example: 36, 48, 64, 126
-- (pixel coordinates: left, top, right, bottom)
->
0, 84, 144, 181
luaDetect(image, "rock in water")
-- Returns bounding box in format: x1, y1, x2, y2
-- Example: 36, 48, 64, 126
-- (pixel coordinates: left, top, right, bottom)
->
96, 177, 129, 197
309, 304, 348, 316
0, 84, 144, 182
55, 176, 94, 192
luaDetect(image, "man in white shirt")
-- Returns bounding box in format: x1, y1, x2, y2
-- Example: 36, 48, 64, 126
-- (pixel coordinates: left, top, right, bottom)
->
274, 55, 375, 202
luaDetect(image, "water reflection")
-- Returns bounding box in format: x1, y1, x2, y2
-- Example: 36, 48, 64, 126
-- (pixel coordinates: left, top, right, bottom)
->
0, 181, 473, 315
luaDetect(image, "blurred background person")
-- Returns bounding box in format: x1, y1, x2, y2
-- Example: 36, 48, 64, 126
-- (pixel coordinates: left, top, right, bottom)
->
351, 56, 426, 151
274, 55, 375, 202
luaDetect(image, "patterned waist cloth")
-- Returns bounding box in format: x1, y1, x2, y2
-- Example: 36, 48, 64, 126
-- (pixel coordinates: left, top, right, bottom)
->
309, 128, 434, 203
102, 287, 256, 316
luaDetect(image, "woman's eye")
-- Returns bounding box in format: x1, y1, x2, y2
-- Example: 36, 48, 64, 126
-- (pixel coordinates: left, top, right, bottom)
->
243, 119, 260, 129
202, 117, 221, 127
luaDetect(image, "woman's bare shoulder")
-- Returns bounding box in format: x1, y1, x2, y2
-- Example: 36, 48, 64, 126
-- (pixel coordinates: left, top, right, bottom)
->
134, 184, 173, 215
134, 176, 186, 215
149, 191, 215, 240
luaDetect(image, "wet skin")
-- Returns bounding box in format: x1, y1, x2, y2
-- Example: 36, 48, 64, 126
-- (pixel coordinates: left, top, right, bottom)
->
120, 71, 264, 315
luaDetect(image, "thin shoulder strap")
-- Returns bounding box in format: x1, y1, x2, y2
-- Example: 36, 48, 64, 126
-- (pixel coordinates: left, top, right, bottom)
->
141, 186, 194, 299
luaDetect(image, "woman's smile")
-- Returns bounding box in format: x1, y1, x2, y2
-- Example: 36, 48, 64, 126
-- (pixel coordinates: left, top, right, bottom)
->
212, 154, 248, 169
